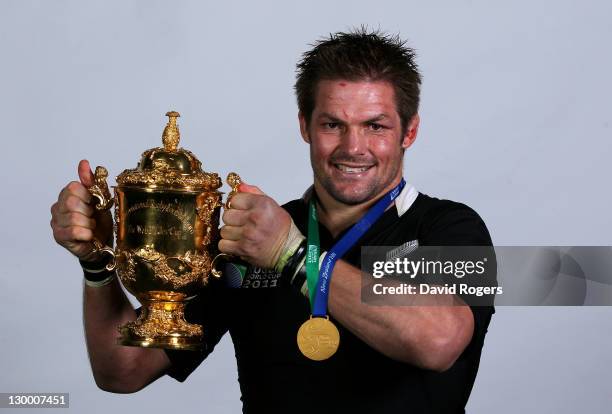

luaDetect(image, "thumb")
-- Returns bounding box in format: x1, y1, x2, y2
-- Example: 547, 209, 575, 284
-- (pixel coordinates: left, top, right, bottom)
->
78, 159, 95, 188
239, 182, 265, 196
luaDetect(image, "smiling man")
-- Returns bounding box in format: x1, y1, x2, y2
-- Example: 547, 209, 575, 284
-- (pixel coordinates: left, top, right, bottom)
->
214, 29, 494, 412
51, 28, 494, 414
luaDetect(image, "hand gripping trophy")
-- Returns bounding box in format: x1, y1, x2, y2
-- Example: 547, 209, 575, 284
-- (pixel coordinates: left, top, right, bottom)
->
88, 111, 240, 350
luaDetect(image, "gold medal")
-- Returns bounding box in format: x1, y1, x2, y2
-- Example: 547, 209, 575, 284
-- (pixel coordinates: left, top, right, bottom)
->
297, 316, 340, 361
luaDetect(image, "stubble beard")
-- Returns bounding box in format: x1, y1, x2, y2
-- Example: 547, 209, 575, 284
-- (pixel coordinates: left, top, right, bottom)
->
312, 158, 402, 206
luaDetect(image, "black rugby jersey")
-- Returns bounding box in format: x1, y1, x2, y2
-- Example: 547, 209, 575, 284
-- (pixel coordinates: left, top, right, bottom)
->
163, 188, 494, 414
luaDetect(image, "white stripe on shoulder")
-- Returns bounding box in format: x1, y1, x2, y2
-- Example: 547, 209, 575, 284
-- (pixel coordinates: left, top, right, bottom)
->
395, 183, 418, 217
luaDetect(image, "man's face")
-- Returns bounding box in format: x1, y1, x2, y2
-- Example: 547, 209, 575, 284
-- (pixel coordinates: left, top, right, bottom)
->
299, 79, 419, 206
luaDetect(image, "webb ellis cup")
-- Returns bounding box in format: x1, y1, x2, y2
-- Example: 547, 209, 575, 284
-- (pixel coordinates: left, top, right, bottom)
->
88, 111, 240, 350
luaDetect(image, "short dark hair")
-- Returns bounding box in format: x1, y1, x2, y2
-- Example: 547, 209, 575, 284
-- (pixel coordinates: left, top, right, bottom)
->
294, 27, 422, 135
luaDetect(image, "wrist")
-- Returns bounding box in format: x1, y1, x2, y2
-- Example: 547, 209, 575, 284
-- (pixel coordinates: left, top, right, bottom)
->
274, 220, 306, 272
280, 239, 307, 287
83, 273, 116, 288
283, 249, 328, 299
79, 254, 111, 271
79, 255, 116, 286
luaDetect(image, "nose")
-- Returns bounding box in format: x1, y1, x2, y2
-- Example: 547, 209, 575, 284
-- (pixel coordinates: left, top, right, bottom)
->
339, 126, 367, 156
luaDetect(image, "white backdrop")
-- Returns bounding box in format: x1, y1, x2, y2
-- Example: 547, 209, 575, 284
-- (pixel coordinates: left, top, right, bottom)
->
1, 1, 611, 412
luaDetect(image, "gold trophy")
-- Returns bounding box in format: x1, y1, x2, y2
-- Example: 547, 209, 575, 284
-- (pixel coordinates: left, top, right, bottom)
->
88, 111, 239, 351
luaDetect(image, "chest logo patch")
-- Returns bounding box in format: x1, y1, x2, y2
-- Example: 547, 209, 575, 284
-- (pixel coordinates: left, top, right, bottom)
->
385, 239, 419, 261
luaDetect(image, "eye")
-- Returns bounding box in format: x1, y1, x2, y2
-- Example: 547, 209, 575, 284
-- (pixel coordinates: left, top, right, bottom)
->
324, 122, 340, 129
368, 123, 385, 131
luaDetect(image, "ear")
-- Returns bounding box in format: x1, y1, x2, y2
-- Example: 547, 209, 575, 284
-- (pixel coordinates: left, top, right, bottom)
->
298, 111, 311, 144
401, 113, 420, 150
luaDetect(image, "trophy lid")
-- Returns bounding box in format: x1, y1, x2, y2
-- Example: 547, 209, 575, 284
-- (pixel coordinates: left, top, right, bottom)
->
116, 111, 222, 191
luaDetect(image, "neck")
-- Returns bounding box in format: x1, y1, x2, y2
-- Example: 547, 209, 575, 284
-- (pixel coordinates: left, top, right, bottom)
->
313, 178, 402, 238
315, 191, 372, 239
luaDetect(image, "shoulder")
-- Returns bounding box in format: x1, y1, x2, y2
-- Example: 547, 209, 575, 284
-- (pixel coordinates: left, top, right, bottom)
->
281, 198, 304, 211
281, 198, 305, 217
413, 192, 484, 224
280, 198, 308, 230
409, 192, 493, 246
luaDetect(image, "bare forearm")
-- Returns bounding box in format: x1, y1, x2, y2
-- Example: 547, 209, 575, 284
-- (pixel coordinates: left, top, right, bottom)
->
328, 260, 474, 371
51, 165, 170, 392
83, 276, 169, 392
83, 276, 135, 376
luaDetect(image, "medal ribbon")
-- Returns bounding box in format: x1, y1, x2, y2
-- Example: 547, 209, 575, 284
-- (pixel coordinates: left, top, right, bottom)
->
307, 179, 406, 317
305, 199, 320, 306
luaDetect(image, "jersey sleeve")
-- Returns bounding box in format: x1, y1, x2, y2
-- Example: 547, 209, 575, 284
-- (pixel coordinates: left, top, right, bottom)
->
419, 202, 496, 346
135, 278, 230, 382
420, 202, 493, 246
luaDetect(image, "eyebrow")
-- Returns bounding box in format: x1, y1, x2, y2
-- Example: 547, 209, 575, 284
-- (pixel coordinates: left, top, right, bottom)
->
317, 112, 391, 124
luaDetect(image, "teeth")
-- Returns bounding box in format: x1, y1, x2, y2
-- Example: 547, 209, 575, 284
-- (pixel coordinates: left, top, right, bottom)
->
336, 164, 370, 173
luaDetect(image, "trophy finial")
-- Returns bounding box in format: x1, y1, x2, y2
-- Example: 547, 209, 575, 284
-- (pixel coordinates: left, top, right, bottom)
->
162, 111, 181, 151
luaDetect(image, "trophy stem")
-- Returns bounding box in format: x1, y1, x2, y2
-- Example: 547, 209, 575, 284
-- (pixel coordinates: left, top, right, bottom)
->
118, 291, 204, 351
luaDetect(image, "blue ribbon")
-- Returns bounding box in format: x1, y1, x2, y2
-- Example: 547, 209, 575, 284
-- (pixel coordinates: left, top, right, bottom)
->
312, 179, 406, 317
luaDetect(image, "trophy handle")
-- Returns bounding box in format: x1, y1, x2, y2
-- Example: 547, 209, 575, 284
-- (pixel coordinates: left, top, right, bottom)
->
87, 165, 117, 271
210, 172, 243, 278
210, 253, 230, 278
91, 238, 117, 271
225, 172, 242, 209
89, 166, 115, 211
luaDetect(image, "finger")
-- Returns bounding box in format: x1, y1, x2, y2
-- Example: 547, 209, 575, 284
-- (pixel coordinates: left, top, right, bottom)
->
61, 181, 92, 204
58, 194, 94, 216
222, 208, 248, 226
219, 225, 243, 241
239, 182, 265, 195
226, 192, 260, 210
218, 239, 244, 256
55, 211, 96, 229
78, 159, 95, 188
53, 225, 94, 243
50, 202, 59, 217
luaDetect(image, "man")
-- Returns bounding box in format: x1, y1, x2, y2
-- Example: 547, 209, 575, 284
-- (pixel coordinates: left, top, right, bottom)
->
50, 28, 493, 413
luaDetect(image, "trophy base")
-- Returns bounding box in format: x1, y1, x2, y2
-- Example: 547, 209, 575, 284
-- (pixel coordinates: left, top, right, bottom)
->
118, 291, 204, 351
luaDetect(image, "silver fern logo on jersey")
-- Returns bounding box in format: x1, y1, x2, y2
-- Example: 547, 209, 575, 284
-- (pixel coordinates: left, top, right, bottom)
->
386, 240, 419, 262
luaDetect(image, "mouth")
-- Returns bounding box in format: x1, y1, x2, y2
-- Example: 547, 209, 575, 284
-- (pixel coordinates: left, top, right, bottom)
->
333, 163, 375, 174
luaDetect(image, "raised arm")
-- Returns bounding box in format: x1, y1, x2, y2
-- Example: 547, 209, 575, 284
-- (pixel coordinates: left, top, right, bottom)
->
51, 160, 171, 392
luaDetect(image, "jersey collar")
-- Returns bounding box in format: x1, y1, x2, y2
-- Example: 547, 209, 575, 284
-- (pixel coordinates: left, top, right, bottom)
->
394, 183, 418, 217
301, 183, 418, 218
